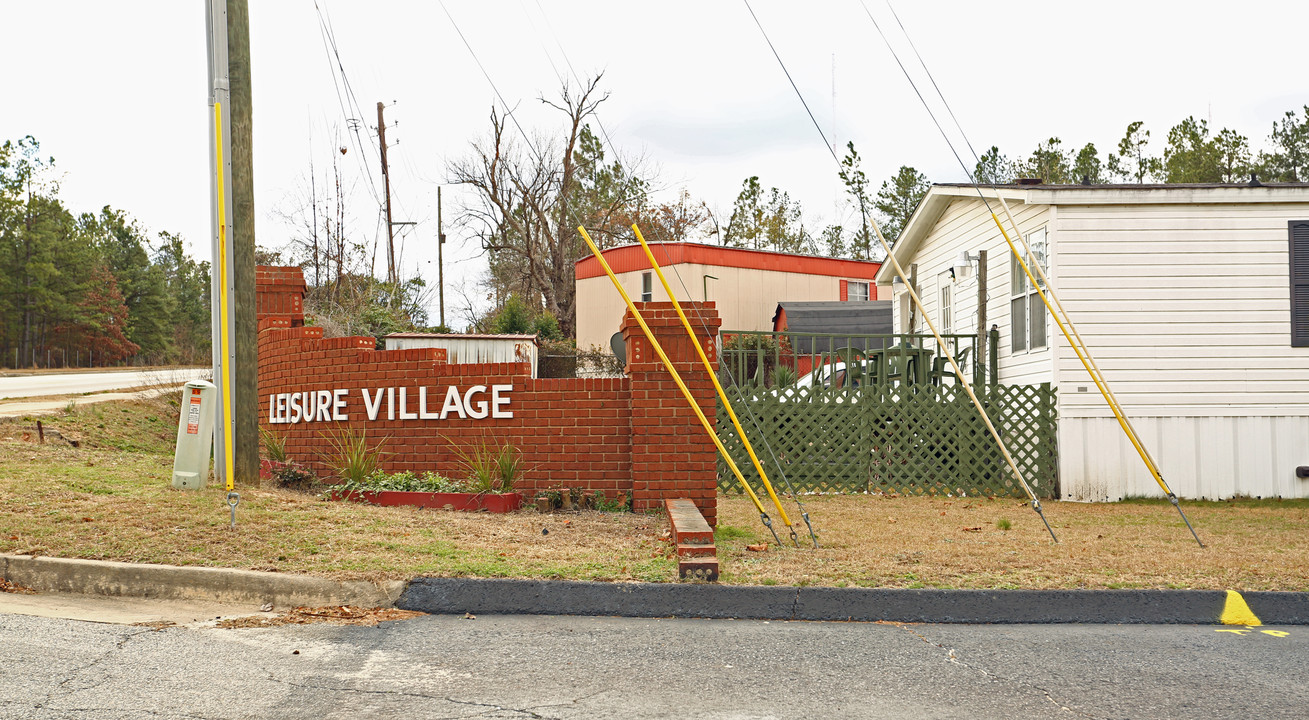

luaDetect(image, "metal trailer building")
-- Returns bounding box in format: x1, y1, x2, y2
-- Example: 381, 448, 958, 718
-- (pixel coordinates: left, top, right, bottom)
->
874, 182, 1309, 501
383, 333, 540, 378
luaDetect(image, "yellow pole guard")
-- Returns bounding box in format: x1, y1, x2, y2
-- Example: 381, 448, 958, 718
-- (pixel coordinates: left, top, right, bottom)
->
990, 213, 1170, 496
631, 224, 793, 528
214, 102, 235, 492
993, 199, 1164, 483
576, 226, 772, 517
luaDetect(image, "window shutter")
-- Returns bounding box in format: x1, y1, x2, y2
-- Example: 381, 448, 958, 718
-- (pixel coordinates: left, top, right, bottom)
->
1293, 221, 1309, 347
839, 280, 849, 301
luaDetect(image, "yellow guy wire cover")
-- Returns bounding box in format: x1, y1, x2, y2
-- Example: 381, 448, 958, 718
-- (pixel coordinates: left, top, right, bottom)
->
575, 226, 773, 521
867, 210, 1057, 541
989, 213, 1171, 497
630, 225, 794, 529
214, 102, 235, 492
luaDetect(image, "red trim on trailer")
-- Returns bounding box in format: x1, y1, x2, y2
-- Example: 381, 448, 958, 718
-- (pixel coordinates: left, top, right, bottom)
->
575, 242, 881, 281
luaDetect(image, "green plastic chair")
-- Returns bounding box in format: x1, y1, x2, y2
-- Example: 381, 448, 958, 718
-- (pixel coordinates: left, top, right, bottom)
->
831, 347, 868, 387
929, 346, 971, 385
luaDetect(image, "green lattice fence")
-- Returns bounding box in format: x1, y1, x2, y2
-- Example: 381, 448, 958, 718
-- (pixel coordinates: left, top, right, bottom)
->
716, 383, 1058, 498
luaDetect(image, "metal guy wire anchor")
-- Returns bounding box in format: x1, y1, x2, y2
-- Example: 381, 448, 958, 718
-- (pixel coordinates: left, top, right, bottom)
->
760, 514, 782, 547
227, 492, 240, 530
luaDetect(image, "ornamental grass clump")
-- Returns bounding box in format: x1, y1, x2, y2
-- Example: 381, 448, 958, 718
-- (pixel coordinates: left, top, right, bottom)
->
259, 427, 288, 462
452, 438, 524, 494
319, 427, 388, 484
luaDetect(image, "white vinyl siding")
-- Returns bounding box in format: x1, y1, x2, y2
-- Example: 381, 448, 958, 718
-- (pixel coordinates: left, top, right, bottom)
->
890, 197, 1052, 385
1052, 201, 1309, 419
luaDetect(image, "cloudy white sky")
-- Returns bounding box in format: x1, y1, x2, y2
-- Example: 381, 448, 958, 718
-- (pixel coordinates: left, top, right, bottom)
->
4, 1, 1307, 324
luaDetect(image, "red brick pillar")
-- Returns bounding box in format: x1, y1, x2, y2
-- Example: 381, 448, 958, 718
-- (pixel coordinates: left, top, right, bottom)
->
623, 302, 722, 526
255, 266, 306, 328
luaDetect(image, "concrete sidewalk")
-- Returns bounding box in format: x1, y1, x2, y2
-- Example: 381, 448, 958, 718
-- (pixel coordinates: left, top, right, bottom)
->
4, 554, 1307, 625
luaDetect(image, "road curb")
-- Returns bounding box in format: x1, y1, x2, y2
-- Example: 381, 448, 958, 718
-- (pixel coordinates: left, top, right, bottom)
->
6, 556, 1307, 624
1, 555, 404, 609
400, 577, 1309, 624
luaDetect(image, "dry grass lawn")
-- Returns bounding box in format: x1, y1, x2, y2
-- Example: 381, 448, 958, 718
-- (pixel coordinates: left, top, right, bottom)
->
715, 493, 1309, 590
0, 399, 675, 583
2, 397, 1307, 590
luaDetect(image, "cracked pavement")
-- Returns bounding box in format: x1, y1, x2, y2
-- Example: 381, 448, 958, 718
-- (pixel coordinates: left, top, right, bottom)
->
2, 609, 1305, 719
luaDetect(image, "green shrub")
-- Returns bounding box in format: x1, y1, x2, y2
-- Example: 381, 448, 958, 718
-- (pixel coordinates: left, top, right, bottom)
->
533, 312, 562, 340
594, 490, 631, 512
273, 461, 316, 492
490, 296, 534, 335
332, 469, 468, 495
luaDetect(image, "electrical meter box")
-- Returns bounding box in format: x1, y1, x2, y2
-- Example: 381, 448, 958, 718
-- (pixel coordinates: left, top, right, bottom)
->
172, 380, 216, 490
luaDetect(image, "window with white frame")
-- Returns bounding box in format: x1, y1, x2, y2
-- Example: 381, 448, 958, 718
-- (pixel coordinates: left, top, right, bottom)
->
641, 272, 653, 302
940, 284, 952, 334
1010, 227, 1048, 352
847, 280, 870, 302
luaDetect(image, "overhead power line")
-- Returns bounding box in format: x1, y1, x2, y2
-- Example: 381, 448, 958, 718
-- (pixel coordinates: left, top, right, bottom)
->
439, 0, 544, 164
312, 0, 382, 207
742, 0, 1059, 542
862, 0, 1203, 545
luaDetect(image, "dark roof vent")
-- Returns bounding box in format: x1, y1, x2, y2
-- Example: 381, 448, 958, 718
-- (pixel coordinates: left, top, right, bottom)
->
1080, 175, 1092, 186
1248, 173, 1262, 187
1015, 177, 1043, 185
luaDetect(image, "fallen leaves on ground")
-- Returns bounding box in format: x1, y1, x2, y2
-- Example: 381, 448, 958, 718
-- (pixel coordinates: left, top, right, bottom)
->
130, 620, 176, 630
0, 578, 36, 594
216, 605, 425, 629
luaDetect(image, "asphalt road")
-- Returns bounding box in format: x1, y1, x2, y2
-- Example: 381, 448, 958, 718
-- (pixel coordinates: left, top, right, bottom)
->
0, 368, 209, 400
1, 610, 1302, 719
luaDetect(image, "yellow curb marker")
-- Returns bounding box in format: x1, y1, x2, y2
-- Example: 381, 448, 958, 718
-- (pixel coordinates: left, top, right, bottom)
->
1220, 590, 1261, 627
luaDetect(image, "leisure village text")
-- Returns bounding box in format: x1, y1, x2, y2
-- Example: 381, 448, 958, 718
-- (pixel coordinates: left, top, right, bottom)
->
266, 385, 515, 424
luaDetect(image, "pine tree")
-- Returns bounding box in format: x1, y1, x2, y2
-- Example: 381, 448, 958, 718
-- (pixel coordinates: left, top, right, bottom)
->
55, 262, 138, 365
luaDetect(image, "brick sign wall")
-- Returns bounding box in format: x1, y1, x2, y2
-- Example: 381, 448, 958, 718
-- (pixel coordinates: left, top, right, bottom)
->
255, 266, 720, 525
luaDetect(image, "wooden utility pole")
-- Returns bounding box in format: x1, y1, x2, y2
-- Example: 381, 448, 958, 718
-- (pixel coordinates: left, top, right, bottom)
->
377, 101, 395, 286
976, 250, 988, 384
437, 186, 446, 328
227, 0, 258, 485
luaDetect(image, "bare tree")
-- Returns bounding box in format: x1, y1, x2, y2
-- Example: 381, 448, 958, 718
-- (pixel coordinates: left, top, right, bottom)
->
449, 75, 652, 337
